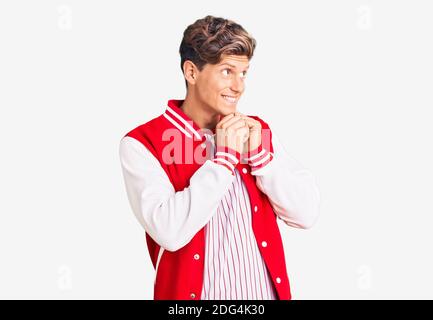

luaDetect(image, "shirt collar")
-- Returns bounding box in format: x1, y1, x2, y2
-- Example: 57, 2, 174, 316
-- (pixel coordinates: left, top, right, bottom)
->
163, 99, 216, 141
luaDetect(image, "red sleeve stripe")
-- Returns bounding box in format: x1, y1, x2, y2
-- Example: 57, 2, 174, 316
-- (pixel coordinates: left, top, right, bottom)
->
215, 146, 241, 162
215, 151, 239, 164
250, 153, 273, 172
248, 150, 267, 164
250, 151, 272, 167
213, 157, 236, 171
212, 146, 242, 175
242, 144, 264, 162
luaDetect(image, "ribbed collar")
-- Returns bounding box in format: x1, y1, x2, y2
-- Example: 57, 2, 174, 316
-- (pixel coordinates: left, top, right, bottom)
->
163, 99, 216, 141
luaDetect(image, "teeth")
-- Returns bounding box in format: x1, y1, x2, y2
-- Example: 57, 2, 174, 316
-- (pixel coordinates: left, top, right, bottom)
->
222, 95, 236, 103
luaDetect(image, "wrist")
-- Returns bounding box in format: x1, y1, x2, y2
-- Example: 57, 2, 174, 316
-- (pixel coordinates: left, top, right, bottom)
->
212, 145, 241, 175
241, 144, 273, 173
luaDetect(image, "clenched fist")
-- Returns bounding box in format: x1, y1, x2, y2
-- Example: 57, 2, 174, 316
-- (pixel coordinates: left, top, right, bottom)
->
215, 114, 250, 154
234, 112, 262, 152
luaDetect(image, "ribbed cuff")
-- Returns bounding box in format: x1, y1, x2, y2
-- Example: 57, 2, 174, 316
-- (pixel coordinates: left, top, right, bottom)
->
241, 144, 273, 173
212, 146, 241, 176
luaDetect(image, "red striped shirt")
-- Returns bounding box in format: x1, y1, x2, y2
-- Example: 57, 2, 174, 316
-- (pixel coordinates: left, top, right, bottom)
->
201, 168, 277, 300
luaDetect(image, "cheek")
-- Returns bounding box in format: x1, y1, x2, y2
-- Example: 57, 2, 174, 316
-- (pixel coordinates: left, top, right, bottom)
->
198, 75, 227, 101
208, 74, 226, 90
206, 80, 225, 98
215, 82, 230, 97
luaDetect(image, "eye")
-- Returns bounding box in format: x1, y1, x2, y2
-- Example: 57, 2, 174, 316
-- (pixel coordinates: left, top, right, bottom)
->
222, 69, 230, 76
241, 71, 248, 78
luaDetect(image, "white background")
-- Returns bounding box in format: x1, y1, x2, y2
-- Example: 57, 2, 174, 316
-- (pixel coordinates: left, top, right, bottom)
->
1, 0, 432, 299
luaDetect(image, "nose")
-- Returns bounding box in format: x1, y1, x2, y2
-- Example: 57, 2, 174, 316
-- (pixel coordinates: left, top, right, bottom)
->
230, 75, 244, 93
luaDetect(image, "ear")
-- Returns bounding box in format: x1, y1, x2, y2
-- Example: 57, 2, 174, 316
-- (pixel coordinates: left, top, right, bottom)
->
183, 60, 198, 85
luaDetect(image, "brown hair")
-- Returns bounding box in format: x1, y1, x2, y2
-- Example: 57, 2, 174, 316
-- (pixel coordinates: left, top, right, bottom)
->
179, 15, 256, 88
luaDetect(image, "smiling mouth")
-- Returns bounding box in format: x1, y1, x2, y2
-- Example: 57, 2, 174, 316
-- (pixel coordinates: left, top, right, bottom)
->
221, 95, 238, 104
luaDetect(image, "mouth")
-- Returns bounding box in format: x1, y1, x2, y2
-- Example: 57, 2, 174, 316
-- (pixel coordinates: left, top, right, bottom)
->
221, 94, 238, 104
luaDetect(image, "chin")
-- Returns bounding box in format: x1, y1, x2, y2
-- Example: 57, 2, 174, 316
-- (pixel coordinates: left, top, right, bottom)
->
218, 103, 237, 116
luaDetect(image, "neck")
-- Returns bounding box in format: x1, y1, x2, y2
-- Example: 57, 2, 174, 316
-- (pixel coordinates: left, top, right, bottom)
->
180, 93, 220, 131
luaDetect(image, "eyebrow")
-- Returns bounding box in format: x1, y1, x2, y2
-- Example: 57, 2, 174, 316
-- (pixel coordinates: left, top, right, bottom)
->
220, 63, 250, 70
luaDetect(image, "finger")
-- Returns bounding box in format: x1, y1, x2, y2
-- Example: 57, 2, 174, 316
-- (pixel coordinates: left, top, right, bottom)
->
242, 116, 261, 129
226, 118, 248, 131
234, 112, 254, 126
235, 126, 250, 144
235, 126, 250, 137
220, 115, 243, 129
216, 113, 235, 128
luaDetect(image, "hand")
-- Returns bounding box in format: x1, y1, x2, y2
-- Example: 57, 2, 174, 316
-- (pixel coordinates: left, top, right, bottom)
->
215, 114, 250, 154
234, 112, 262, 152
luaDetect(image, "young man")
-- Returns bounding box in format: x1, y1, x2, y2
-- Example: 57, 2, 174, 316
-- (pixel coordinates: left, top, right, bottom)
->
119, 15, 320, 300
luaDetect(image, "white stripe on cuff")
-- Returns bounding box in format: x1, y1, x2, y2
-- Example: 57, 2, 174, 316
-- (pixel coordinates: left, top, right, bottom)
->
213, 157, 235, 171
215, 151, 239, 164
251, 153, 271, 167
244, 149, 266, 162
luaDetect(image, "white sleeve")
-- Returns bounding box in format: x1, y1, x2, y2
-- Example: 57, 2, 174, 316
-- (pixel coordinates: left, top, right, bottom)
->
119, 136, 235, 252
251, 132, 321, 229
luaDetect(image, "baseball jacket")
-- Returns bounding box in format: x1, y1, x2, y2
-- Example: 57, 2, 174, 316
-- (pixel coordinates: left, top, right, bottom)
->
119, 99, 321, 299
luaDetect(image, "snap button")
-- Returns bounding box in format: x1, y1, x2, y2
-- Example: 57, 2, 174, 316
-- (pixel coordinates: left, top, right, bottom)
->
261, 241, 267, 248
276, 277, 281, 284
190, 293, 196, 299
254, 205, 258, 213
194, 254, 200, 260
242, 168, 248, 174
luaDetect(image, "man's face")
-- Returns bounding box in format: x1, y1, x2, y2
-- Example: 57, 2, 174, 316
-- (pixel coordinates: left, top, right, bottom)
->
194, 54, 250, 116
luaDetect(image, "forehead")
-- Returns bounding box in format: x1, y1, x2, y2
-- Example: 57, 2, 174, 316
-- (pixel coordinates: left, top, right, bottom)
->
216, 54, 250, 69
